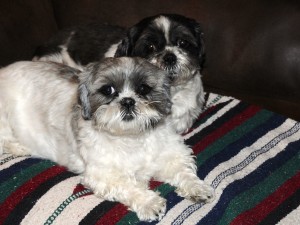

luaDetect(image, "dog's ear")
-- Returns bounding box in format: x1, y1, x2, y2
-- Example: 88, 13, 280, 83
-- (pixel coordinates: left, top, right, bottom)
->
115, 26, 140, 57
78, 83, 92, 120
193, 23, 206, 70
198, 31, 206, 70
114, 37, 131, 56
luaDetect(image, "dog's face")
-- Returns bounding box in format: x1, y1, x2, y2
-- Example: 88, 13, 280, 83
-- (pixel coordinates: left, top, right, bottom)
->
78, 57, 172, 135
115, 14, 205, 85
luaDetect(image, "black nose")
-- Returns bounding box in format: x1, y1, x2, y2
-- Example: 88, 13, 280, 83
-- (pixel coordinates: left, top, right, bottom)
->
120, 97, 135, 109
163, 53, 177, 66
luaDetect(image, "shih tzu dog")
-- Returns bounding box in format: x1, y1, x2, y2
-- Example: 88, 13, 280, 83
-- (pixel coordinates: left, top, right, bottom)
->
33, 14, 206, 133
0, 57, 214, 222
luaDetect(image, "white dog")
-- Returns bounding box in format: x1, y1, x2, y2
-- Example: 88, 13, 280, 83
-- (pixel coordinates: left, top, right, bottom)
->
0, 57, 214, 222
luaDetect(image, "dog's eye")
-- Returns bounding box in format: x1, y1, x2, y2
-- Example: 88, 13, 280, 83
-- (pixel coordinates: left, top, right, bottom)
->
137, 84, 152, 96
99, 85, 116, 96
147, 44, 156, 53
177, 39, 189, 48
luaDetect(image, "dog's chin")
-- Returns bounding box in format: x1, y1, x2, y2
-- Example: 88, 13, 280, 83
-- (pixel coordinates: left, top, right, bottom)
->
150, 60, 198, 85
164, 66, 197, 86
92, 105, 163, 136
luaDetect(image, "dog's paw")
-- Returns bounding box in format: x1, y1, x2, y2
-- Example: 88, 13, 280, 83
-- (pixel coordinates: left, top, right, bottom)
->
67, 153, 85, 174
176, 181, 215, 203
134, 193, 167, 222
169, 113, 194, 134
170, 105, 201, 134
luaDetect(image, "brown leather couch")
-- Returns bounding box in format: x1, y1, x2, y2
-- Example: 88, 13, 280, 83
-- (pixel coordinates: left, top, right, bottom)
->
1, 0, 299, 121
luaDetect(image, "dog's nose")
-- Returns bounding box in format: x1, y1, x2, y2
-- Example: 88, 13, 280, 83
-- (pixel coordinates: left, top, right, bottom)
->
120, 97, 135, 109
163, 53, 177, 66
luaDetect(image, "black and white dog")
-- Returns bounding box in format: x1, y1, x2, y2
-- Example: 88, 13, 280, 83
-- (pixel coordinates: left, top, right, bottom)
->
33, 14, 206, 133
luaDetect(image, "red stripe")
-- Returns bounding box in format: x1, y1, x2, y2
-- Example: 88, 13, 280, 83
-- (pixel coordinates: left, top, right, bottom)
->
199, 105, 218, 120
95, 203, 128, 225
193, 105, 261, 155
0, 165, 66, 225
230, 171, 300, 225
184, 105, 218, 135
150, 180, 162, 189
94, 180, 162, 225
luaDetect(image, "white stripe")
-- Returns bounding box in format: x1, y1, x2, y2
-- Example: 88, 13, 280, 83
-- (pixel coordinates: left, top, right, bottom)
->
158, 201, 195, 225
206, 119, 298, 185
0, 154, 28, 170
21, 176, 81, 225
160, 119, 298, 224
53, 194, 103, 225
179, 120, 300, 224
204, 93, 233, 110
184, 98, 239, 140
276, 204, 300, 225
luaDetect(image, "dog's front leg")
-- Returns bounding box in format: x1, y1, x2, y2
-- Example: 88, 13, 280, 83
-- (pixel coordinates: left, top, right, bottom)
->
170, 75, 204, 134
155, 148, 214, 203
82, 170, 166, 222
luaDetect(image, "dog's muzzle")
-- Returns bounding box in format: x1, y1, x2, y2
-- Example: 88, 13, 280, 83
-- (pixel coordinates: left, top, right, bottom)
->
120, 97, 136, 121
162, 52, 179, 80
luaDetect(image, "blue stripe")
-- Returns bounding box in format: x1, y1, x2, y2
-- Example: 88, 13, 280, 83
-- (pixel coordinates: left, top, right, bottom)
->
190, 99, 234, 130
0, 158, 43, 183
140, 114, 287, 224
186, 101, 249, 146
198, 138, 300, 225
197, 113, 286, 179
171, 121, 300, 224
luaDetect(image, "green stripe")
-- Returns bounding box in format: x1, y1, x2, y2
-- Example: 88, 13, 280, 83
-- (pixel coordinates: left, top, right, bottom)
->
116, 213, 139, 225
155, 183, 175, 196
0, 160, 55, 202
44, 189, 92, 225
196, 110, 273, 166
203, 94, 224, 111
217, 152, 300, 225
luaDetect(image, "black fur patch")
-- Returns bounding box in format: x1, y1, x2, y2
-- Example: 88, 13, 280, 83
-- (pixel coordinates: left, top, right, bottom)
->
34, 23, 126, 65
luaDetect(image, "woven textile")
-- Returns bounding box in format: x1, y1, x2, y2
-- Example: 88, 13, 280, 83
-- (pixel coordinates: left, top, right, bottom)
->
0, 93, 300, 225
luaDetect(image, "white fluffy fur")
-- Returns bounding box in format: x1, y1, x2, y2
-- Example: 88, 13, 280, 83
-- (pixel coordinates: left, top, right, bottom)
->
169, 74, 204, 134
0, 60, 213, 222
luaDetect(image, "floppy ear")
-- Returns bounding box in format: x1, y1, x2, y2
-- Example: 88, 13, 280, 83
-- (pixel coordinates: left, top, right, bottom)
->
192, 22, 206, 70
78, 83, 92, 120
114, 37, 131, 56
198, 31, 206, 70
114, 26, 140, 57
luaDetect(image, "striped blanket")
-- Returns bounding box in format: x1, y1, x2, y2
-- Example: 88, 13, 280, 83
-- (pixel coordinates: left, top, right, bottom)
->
0, 93, 299, 225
